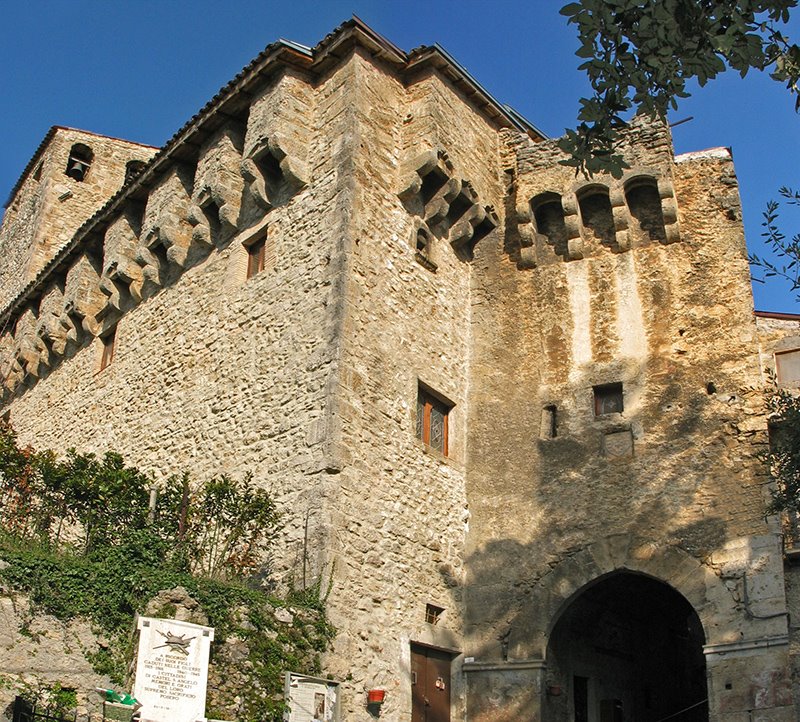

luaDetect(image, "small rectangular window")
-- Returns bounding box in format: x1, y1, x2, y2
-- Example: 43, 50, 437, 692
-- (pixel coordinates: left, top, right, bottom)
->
425, 603, 444, 625
100, 328, 116, 371
416, 386, 452, 455
541, 405, 558, 439
246, 236, 266, 279
594, 382, 623, 416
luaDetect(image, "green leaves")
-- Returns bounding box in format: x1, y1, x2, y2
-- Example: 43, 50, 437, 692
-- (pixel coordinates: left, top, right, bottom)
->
750, 186, 800, 289
560, 0, 800, 176
0, 428, 332, 721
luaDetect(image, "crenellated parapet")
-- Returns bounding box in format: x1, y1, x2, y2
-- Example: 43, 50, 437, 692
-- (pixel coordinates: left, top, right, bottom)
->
512, 123, 681, 269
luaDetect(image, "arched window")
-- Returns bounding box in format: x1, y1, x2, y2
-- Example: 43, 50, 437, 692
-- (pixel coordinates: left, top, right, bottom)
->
65, 143, 93, 182
625, 176, 668, 243
532, 192, 568, 258
578, 185, 615, 248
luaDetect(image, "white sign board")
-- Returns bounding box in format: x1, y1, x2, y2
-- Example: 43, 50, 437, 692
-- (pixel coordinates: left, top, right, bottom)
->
133, 616, 215, 722
284, 673, 339, 722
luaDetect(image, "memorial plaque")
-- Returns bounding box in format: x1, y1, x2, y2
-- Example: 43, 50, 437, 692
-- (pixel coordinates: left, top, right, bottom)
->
133, 616, 215, 722
284, 673, 340, 722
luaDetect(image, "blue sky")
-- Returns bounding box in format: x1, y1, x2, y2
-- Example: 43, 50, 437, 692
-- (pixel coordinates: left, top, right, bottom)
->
2, 1, 799, 311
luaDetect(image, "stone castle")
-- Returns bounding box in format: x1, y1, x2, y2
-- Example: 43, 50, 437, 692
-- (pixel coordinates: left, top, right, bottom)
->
2, 17, 800, 722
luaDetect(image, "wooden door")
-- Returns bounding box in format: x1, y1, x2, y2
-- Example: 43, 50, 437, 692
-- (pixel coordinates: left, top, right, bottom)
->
411, 644, 451, 722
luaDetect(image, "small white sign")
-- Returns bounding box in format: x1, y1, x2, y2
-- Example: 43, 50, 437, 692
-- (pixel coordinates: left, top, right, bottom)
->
133, 616, 215, 722
284, 673, 340, 722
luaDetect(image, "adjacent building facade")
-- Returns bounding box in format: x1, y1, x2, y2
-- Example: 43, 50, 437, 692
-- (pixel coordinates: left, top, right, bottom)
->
2, 18, 800, 722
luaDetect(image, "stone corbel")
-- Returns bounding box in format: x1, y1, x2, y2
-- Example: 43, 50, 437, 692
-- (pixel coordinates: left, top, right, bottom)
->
397, 149, 453, 202
450, 203, 486, 249
14, 310, 40, 380
61, 254, 104, 343
0, 334, 23, 397
136, 227, 168, 300
35, 288, 67, 365
61, 299, 99, 345
609, 187, 631, 252
100, 215, 145, 305
268, 132, 309, 190
451, 205, 499, 251
241, 134, 308, 212
561, 195, 584, 261
516, 203, 537, 270
189, 185, 239, 246
657, 178, 681, 244
98, 263, 130, 318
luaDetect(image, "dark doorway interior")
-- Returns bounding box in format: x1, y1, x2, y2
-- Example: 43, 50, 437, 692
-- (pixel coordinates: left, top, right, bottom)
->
411, 644, 452, 722
546, 572, 707, 722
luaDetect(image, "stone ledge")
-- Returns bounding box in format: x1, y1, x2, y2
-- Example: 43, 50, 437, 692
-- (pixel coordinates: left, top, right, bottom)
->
462, 659, 546, 673
704, 635, 789, 658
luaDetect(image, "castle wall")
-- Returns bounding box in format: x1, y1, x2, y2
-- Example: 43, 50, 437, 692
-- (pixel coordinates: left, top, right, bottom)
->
463, 127, 792, 720
317, 49, 506, 720
0, 66, 354, 593
0, 23, 797, 722
0, 128, 156, 308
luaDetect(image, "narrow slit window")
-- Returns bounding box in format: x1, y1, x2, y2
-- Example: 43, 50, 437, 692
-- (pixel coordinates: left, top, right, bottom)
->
416, 386, 452, 456
100, 327, 117, 371
594, 382, 623, 416
246, 236, 266, 279
541, 405, 558, 439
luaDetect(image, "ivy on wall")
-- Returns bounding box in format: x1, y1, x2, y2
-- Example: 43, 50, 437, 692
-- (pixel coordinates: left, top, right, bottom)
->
0, 424, 334, 722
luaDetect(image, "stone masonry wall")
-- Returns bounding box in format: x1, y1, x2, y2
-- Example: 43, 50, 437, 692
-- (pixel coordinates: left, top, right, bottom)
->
0, 61, 359, 595
463, 127, 791, 720
755, 313, 800, 715
0, 128, 157, 309
317, 49, 506, 721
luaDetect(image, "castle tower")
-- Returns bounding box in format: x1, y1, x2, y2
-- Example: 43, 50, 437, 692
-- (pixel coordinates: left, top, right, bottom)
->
0, 19, 796, 722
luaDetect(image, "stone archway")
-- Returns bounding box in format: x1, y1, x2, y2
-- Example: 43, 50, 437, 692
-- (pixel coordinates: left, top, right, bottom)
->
544, 571, 707, 722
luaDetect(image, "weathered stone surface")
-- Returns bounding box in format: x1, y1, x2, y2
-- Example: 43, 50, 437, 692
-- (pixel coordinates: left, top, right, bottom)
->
1, 18, 799, 722
0, 128, 156, 309
0, 592, 112, 722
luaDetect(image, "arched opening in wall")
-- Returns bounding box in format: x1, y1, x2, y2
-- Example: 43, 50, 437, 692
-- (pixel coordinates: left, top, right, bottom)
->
254, 150, 287, 207
199, 197, 222, 248
65, 143, 93, 182
577, 186, 616, 251
420, 166, 448, 207
532, 192, 568, 259
545, 572, 707, 722
625, 177, 668, 244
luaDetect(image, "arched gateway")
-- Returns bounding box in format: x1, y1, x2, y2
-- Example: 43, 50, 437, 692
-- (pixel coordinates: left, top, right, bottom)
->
545, 572, 707, 722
